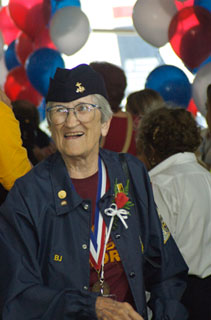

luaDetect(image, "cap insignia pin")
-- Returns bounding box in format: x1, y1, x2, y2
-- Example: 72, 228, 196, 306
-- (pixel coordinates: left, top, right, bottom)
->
76, 82, 85, 93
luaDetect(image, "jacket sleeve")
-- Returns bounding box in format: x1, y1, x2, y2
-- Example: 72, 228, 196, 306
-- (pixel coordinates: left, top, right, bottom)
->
0, 102, 31, 190
0, 185, 98, 320
127, 156, 189, 320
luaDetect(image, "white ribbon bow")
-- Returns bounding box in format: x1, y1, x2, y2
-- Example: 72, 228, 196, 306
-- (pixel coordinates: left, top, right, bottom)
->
104, 203, 130, 229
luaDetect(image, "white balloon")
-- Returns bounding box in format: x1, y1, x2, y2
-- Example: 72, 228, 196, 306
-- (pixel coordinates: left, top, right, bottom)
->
50, 6, 90, 56
192, 62, 211, 116
0, 55, 8, 89
132, 0, 177, 48
0, 31, 4, 60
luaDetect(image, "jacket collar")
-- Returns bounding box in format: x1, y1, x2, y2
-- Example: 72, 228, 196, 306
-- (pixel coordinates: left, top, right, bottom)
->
49, 149, 129, 217
149, 152, 197, 178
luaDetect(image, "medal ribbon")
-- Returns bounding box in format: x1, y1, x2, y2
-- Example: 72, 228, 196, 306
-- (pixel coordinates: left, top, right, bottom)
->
89, 157, 107, 271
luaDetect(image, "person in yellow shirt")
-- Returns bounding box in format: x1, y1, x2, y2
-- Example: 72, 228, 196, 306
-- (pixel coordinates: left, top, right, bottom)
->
0, 89, 31, 196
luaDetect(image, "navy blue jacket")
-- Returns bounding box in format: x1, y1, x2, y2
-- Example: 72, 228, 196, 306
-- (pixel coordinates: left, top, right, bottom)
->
0, 149, 188, 319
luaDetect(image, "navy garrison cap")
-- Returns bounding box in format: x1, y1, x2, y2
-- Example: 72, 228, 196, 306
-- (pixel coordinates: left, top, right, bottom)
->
45, 64, 108, 103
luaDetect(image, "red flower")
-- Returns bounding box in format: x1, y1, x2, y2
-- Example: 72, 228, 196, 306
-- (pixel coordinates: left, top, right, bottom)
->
115, 192, 129, 209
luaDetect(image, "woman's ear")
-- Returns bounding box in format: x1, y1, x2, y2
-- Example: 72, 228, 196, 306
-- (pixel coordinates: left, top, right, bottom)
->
101, 118, 111, 137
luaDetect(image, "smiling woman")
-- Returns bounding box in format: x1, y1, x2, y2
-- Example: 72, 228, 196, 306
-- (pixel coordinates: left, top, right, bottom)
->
0, 63, 189, 320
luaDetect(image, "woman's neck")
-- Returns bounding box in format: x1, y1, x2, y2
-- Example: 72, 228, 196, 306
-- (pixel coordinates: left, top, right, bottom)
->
63, 154, 99, 179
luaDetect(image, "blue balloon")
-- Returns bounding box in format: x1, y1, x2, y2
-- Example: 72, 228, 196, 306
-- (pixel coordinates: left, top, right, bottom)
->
37, 98, 47, 122
25, 48, 65, 97
4, 40, 21, 71
145, 65, 192, 108
194, 0, 211, 12
50, 0, 81, 16
187, 55, 211, 74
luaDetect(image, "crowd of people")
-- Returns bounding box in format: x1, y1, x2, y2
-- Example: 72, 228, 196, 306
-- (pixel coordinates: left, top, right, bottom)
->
0, 61, 210, 320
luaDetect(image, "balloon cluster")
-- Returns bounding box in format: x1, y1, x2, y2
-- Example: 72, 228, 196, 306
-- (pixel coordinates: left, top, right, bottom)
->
0, 0, 90, 106
133, 0, 211, 114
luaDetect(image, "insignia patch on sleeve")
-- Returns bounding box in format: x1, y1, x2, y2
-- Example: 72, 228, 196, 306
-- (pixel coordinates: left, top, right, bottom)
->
158, 214, 170, 244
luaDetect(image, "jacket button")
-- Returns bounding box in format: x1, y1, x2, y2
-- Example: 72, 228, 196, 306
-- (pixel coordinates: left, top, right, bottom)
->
129, 271, 135, 278
83, 285, 88, 290
82, 244, 87, 250
83, 203, 89, 210
115, 234, 120, 239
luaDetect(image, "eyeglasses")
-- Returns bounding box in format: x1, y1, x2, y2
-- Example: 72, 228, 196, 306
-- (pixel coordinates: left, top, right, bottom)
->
46, 103, 101, 125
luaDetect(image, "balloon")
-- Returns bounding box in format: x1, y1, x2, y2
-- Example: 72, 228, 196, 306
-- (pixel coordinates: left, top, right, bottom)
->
8, 0, 50, 40
15, 32, 35, 65
0, 32, 4, 60
0, 6, 20, 45
49, 6, 90, 55
43, 0, 81, 19
4, 66, 42, 106
192, 62, 211, 116
51, 0, 81, 15
168, 6, 211, 70
175, 0, 194, 10
37, 97, 46, 122
34, 26, 56, 50
145, 65, 192, 108
187, 98, 198, 117
4, 40, 21, 71
42, 0, 52, 23
132, 0, 177, 48
0, 55, 8, 88
194, 0, 211, 12
188, 55, 211, 74
25, 48, 65, 97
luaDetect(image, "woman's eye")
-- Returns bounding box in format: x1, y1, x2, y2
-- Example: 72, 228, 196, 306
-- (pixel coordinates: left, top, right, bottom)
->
56, 107, 66, 113
77, 104, 88, 112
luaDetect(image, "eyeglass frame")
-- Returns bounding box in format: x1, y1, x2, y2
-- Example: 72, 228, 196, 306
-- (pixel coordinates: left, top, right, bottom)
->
46, 103, 101, 125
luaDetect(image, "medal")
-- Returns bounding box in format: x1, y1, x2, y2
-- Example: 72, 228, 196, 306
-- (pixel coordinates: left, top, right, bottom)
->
92, 279, 110, 296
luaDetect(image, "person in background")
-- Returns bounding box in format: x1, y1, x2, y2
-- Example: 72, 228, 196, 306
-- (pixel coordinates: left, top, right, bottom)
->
12, 99, 56, 165
125, 88, 164, 131
199, 84, 211, 169
90, 61, 137, 155
136, 105, 211, 319
0, 89, 31, 204
0, 64, 188, 320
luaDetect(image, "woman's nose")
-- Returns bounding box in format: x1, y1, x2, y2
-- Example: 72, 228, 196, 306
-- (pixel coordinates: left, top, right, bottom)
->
65, 109, 79, 126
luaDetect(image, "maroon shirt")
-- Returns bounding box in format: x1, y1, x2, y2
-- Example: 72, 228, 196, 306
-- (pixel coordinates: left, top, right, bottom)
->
71, 171, 134, 304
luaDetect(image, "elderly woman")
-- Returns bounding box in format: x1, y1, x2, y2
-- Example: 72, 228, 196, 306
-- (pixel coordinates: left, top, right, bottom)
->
137, 106, 211, 320
0, 65, 188, 320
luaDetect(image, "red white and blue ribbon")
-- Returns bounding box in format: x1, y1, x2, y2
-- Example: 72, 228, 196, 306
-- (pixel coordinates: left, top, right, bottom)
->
89, 157, 130, 274
89, 157, 107, 271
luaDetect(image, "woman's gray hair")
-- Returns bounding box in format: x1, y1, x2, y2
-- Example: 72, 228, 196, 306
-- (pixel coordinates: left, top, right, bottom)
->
92, 94, 113, 123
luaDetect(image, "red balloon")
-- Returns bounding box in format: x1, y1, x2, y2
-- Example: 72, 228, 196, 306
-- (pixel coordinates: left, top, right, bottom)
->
8, 0, 50, 40
187, 98, 198, 117
0, 6, 20, 45
42, 0, 52, 24
4, 66, 42, 106
169, 7, 211, 70
15, 32, 35, 65
34, 26, 57, 50
175, 0, 194, 11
